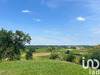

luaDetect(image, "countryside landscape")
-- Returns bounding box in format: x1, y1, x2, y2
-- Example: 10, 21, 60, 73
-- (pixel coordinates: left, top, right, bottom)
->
0, 0, 100, 75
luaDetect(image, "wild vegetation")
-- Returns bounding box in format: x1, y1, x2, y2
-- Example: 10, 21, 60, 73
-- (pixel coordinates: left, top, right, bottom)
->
0, 29, 99, 75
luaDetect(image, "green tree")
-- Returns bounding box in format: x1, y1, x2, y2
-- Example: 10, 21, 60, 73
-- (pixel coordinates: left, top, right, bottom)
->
47, 47, 52, 55
0, 28, 31, 61
65, 50, 70, 54
25, 51, 33, 60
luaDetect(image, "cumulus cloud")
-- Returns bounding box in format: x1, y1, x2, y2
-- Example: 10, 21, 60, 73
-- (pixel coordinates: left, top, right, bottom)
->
76, 16, 85, 21
33, 18, 41, 22
22, 10, 31, 13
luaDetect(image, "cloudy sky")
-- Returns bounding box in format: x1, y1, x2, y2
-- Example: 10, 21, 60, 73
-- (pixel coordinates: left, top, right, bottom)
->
0, 0, 100, 45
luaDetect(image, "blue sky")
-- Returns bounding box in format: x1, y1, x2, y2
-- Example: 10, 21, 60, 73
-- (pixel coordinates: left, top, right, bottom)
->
0, 0, 100, 45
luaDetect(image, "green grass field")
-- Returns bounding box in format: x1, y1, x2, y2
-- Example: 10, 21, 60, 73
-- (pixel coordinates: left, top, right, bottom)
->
0, 59, 90, 75
0, 48, 93, 75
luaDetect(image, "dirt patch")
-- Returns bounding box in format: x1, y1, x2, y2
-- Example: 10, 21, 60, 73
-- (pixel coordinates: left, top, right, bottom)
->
0, 70, 5, 73
22, 52, 51, 58
33, 52, 51, 57
22, 54, 25, 57
67, 49, 74, 50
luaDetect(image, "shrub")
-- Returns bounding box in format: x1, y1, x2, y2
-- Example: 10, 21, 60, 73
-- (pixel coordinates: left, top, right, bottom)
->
25, 51, 33, 60
91, 50, 100, 60
64, 54, 76, 62
50, 53, 59, 59
13, 54, 20, 60
91, 49, 100, 68
47, 47, 52, 52
29, 47, 36, 52
74, 59, 79, 64
79, 54, 91, 65
89, 45, 100, 53
65, 50, 70, 54
52, 47, 55, 50
79, 45, 100, 69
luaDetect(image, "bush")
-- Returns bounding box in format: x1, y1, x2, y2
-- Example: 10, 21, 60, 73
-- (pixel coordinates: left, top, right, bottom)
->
79, 45, 100, 69
91, 49, 100, 68
50, 53, 59, 59
25, 51, 33, 60
47, 47, 52, 52
29, 47, 36, 52
52, 47, 55, 50
13, 54, 20, 60
64, 54, 76, 62
74, 59, 79, 64
79, 54, 91, 65
65, 50, 70, 54
91, 50, 100, 60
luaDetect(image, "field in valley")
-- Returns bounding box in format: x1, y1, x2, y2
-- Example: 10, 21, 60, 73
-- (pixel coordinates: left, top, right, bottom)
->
0, 47, 95, 75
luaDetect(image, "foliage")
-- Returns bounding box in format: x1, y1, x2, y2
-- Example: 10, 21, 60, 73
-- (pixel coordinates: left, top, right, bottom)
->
69, 46, 76, 49
79, 54, 91, 65
50, 53, 59, 59
47, 47, 53, 55
47, 47, 52, 52
80, 45, 100, 68
52, 47, 55, 50
90, 49, 100, 68
0, 28, 31, 61
74, 59, 79, 64
64, 54, 76, 62
25, 51, 33, 60
65, 50, 70, 54
89, 45, 100, 53
29, 47, 36, 52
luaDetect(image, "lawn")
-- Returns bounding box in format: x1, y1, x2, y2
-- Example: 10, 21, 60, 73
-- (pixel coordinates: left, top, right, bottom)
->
0, 48, 92, 75
0, 59, 90, 75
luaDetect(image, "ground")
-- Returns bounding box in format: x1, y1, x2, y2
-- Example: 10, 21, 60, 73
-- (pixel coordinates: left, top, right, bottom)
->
0, 48, 96, 75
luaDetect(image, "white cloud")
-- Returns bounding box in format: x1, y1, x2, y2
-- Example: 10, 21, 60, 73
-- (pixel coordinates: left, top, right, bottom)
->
33, 18, 41, 22
43, 30, 60, 34
76, 16, 85, 21
22, 10, 31, 13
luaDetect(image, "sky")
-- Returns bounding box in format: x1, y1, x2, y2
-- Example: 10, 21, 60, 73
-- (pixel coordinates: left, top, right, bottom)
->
0, 0, 100, 45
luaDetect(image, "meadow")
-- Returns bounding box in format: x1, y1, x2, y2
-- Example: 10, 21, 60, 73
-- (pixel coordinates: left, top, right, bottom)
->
0, 47, 96, 75
0, 58, 90, 75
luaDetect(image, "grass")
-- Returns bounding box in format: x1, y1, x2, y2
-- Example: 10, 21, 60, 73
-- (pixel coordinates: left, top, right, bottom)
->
0, 48, 92, 75
0, 59, 90, 75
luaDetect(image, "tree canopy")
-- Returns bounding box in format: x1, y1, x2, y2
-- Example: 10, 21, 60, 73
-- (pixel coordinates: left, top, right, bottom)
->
0, 28, 31, 61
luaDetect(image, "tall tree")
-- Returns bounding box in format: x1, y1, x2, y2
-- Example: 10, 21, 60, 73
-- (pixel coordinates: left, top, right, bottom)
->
0, 28, 31, 61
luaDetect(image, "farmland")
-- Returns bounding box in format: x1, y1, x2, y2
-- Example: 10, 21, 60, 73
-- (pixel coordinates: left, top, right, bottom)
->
0, 46, 97, 75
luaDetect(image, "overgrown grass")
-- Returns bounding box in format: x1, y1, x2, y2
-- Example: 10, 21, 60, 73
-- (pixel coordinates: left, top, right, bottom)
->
0, 59, 90, 75
0, 48, 96, 75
